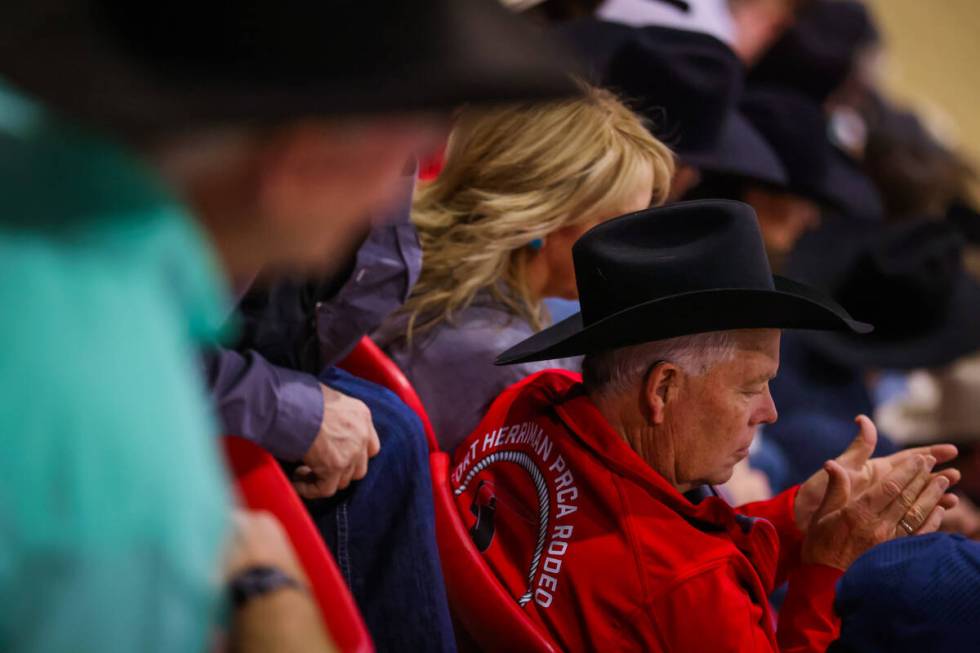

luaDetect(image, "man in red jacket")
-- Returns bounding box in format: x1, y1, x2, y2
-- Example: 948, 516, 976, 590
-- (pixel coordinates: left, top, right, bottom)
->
452, 200, 960, 652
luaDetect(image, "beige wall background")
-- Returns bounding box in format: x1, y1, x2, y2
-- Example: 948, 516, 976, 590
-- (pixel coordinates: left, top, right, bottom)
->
864, 0, 980, 175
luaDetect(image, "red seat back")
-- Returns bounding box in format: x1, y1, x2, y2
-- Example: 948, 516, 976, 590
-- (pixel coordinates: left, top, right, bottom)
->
222, 436, 373, 653
338, 337, 557, 653
337, 336, 439, 452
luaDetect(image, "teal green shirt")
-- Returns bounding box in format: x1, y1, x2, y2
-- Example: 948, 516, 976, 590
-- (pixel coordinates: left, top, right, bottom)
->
0, 87, 231, 652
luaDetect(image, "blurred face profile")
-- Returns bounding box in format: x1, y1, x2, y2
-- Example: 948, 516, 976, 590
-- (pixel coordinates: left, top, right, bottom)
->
743, 186, 820, 269
729, 0, 798, 64
256, 116, 447, 275
669, 163, 702, 202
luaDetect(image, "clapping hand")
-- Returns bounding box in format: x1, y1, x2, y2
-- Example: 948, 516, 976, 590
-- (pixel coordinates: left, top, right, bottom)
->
802, 452, 951, 570
794, 415, 959, 531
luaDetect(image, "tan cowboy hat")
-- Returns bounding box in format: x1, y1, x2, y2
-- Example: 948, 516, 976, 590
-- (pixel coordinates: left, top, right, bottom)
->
876, 352, 980, 445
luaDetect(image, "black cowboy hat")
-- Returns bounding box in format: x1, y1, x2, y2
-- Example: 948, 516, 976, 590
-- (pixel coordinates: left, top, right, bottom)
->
556, 19, 787, 186
0, 0, 580, 134
740, 86, 883, 220
947, 199, 980, 245
787, 216, 980, 370
749, 0, 879, 104
497, 200, 870, 365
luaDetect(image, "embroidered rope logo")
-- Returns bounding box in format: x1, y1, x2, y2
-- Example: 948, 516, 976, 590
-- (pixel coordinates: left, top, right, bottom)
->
455, 450, 550, 607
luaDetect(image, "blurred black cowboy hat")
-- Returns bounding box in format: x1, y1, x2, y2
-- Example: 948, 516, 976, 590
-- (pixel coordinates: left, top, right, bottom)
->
740, 86, 883, 220
556, 19, 787, 186
749, 0, 879, 104
787, 216, 980, 370
497, 200, 869, 364
947, 199, 980, 245
0, 0, 581, 134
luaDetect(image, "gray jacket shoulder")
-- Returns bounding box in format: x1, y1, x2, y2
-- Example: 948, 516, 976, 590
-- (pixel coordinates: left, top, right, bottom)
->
377, 303, 572, 451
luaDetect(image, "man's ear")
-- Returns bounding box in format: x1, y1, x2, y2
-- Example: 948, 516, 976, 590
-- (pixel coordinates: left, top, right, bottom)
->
642, 362, 681, 425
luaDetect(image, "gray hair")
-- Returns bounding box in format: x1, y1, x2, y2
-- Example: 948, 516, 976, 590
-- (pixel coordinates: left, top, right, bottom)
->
582, 330, 740, 398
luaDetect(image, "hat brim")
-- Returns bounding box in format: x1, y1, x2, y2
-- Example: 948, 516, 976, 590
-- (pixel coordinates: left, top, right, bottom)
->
680, 111, 788, 187
0, 0, 580, 133
496, 276, 871, 364
802, 272, 980, 370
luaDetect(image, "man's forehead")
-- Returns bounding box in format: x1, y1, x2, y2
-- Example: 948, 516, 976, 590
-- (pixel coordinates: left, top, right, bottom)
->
730, 328, 781, 352
724, 330, 781, 376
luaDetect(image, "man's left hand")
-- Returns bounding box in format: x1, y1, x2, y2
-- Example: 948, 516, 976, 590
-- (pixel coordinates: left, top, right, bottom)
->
794, 414, 961, 532
291, 384, 381, 499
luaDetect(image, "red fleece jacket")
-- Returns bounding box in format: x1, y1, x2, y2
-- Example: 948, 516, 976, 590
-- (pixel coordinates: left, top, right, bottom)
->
452, 370, 841, 652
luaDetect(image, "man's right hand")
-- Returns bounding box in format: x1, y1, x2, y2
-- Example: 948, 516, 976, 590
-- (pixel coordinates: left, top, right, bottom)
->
291, 384, 381, 499
802, 454, 949, 571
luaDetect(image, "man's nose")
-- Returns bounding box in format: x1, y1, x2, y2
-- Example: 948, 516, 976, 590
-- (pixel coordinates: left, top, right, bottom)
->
752, 386, 778, 426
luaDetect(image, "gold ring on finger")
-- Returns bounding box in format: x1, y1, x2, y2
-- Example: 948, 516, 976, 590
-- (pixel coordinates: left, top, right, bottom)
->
898, 517, 915, 535
906, 505, 926, 525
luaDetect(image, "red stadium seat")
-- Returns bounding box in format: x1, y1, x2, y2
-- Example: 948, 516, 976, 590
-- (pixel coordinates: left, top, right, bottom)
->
337, 336, 439, 452
338, 337, 558, 653
222, 436, 374, 653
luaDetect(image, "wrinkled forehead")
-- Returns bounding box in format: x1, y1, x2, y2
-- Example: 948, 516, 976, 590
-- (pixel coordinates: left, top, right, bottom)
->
713, 329, 781, 379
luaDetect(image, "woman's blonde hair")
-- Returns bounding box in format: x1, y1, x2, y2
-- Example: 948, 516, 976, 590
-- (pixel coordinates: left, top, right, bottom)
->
399, 82, 674, 341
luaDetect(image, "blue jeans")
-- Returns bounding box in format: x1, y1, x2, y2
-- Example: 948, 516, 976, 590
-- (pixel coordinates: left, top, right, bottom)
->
301, 367, 456, 653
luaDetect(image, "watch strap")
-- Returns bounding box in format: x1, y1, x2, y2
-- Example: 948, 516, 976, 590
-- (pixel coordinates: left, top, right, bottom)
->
229, 565, 305, 608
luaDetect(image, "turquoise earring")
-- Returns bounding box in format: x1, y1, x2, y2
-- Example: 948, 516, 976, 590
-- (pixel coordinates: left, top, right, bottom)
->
529, 238, 544, 251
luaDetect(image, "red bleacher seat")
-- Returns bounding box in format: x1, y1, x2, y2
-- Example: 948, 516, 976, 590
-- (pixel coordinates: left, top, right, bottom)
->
338, 337, 558, 653
222, 435, 374, 653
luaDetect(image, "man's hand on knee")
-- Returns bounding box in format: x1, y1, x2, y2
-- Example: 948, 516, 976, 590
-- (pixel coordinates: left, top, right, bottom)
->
291, 384, 381, 499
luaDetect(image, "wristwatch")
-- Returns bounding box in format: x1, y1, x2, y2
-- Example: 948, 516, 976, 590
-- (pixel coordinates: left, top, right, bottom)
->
229, 565, 305, 608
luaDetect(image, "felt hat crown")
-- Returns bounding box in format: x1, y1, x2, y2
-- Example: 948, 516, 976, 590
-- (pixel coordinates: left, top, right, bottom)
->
0, 0, 581, 133
557, 19, 787, 185
498, 199, 870, 364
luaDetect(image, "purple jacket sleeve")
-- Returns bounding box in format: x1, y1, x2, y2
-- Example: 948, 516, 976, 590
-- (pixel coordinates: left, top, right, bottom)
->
203, 348, 322, 461
316, 168, 420, 365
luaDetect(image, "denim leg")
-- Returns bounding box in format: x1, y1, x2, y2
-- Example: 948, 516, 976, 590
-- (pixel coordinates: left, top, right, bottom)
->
303, 367, 456, 653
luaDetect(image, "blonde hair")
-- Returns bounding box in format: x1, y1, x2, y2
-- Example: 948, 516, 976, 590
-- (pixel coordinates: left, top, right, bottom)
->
399, 83, 674, 341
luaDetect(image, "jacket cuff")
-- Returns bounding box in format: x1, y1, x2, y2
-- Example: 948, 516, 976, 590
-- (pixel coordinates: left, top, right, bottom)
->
778, 563, 843, 651
739, 485, 805, 547
738, 485, 805, 587
263, 366, 323, 461
771, 485, 805, 550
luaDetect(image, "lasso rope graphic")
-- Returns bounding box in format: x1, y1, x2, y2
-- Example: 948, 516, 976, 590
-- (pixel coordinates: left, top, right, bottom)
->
455, 450, 550, 607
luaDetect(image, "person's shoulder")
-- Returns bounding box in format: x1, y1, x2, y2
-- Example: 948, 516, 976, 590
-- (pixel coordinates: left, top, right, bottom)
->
456, 301, 537, 349
395, 304, 530, 367
0, 220, 221, 444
